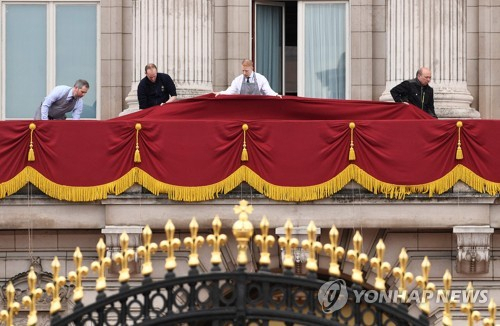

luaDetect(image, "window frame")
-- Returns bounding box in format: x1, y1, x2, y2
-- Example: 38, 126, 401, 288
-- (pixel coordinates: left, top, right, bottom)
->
0, 0, 100, 120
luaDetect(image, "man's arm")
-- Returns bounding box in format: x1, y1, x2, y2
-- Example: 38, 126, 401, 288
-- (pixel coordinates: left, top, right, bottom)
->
217, 76, 241, 95
137, 80, 148, 109
257, 74, 279, 96
390, 81, 409, 103
71, 101, 84, 120
162, 74, 177, 104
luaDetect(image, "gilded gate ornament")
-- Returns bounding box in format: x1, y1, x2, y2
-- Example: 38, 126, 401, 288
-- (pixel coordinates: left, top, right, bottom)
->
393, 247, 414, 302
323, 225, 345, 277
254, 216, 275, 268
369, 239, 391, 291
160, 219, 181, 272
347, 230, 368, 284
46, 257, 66, 315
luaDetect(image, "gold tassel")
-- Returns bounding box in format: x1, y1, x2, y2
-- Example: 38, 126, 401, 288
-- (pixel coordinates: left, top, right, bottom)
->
134, 123, 142, 163
349, 122, 356, 161
241, 124, 249, 162
28, 123, 36, 162
456, 121, 463, 160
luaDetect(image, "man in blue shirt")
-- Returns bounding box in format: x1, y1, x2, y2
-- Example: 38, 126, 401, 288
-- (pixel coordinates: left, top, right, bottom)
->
34, 79, 89, 120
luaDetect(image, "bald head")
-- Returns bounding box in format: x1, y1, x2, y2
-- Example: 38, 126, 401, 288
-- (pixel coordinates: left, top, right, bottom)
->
416, 67, 432, 86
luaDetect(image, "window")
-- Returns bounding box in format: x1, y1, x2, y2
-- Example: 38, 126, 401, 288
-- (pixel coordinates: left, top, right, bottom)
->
2, 2, 98, 119
298, 1, 349, 99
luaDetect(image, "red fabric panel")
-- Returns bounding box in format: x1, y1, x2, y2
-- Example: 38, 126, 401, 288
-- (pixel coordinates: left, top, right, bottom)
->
2, 96, 500, 201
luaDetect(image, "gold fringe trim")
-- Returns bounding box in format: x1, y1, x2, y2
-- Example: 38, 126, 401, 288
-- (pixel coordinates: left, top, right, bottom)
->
0, 167, 30, 198
2, 165, 500, 202
26, 167, 136, 201
136, 167, 246, 202
245, 166, 354, 202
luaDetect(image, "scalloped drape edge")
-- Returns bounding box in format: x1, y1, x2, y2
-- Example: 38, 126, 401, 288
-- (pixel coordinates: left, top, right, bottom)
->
1, 165, 500, 202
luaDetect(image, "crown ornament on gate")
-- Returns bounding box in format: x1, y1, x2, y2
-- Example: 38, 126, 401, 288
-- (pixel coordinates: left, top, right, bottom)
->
232, 200, 254, 267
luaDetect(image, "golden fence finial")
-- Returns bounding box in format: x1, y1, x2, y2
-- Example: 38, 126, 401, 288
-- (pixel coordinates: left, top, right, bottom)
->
68, 247, 89, 303
0, 282, 20, 326
254, 216, 275, 268
302, 221, 322, 273
22, 266, 43, 326
370, 239, 391, 291
46, 256, 66, 315
416, 256, 436, 314
134, 123, 142, 163
241, 124, 249, 161
160, 220, 181, 272
184, 218, 205, 267
207, 215, 227, 268
456, 121, 463, 160
349, 122, 356, 161
347, 230, 368, 284
278, 219, 299, 270
460, 282, 482, 326
28, 123, 36, 162
113, 233, 135, 283
393, 247, 414, 302
137, 225, 158, 277
439, 269, 456, 326
232, 200, 254, 266
484, 298, 497, 326
91, 238, 112, 292
323, 225, 345, 277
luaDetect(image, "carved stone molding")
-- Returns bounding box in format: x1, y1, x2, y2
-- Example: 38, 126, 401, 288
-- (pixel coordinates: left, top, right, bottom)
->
453, 226, 494, 274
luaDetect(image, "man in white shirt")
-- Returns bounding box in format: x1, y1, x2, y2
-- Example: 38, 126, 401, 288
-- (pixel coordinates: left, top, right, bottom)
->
214, 59, 282, 97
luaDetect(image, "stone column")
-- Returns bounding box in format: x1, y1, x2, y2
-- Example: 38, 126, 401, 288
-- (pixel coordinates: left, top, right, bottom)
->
123, 0, 213, 114
380, 0, 479, 118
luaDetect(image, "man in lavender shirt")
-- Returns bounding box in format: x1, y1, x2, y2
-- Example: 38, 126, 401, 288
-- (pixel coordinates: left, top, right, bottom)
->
34, 79, 89, 120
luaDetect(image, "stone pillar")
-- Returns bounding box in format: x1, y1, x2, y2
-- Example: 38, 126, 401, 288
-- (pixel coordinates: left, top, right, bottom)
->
123, 0, 213, 115
380, 0, 480, 118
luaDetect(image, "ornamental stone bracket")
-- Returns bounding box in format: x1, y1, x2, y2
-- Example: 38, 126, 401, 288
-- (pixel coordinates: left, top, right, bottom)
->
101, 225, 143, 275
453, 226, 494, 274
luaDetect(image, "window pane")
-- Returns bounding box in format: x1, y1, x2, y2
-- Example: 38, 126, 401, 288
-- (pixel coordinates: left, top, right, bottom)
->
56, 5, 97, 119
304, 3, 346, 99
5, 5, 47, 119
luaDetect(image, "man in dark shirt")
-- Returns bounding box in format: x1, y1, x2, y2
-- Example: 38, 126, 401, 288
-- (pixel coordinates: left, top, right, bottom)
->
137, 63, 177, 109
390, 67, 437, 118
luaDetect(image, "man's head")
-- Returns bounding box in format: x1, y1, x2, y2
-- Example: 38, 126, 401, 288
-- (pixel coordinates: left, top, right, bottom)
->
416, 67, 432, 86
241, 59, 254, 78
72, 79, 89, 98
145, 63, 158, 83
